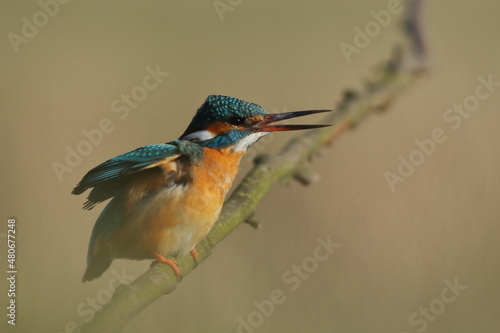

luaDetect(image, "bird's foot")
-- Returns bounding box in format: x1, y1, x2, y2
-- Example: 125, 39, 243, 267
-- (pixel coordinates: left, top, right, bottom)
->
152, 252, 181, 278
190, 248, 199, 268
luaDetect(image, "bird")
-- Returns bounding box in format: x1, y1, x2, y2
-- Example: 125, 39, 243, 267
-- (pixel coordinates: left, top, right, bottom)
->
73, 95, 330, 282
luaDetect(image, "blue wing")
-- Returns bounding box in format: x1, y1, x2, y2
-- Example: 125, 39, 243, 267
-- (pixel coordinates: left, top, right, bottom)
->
72, 142, 181, 209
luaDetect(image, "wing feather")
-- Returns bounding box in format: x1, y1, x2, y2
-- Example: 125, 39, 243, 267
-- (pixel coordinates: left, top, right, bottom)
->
72, 143, 181, 209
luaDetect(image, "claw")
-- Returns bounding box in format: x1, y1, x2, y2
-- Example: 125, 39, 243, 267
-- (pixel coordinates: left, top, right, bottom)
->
153, 252, 181, 277
190, 248, 199, 268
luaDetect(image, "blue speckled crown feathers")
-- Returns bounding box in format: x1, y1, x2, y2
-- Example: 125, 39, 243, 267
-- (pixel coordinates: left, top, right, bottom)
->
180, 95, 267, 138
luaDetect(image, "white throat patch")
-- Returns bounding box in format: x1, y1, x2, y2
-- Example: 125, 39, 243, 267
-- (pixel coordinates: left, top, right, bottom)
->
232, 132, 268, 152
182, 130, 215, 141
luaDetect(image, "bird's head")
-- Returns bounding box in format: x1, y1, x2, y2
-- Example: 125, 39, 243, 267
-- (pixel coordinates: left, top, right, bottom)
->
179, 95, 331, 152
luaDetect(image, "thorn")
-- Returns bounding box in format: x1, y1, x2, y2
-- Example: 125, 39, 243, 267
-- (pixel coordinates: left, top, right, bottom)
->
373, 96, 394, 114
342, 89, 358, 102
244, 213, 260, 229
293, 161, 320, 186
253, 153, 272, 165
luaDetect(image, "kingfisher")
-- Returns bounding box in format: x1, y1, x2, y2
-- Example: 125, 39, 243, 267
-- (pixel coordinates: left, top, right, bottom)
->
73, 95, 330, 282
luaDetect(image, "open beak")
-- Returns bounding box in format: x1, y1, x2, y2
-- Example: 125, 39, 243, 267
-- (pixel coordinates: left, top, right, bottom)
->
254, 109, 332, 132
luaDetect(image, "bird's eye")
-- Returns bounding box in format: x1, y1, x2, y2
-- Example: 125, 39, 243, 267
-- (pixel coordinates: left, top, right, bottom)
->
228, 117, 246, 126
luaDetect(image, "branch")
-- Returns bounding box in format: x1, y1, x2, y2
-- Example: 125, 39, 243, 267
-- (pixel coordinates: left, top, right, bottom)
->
79, 1, 427, 332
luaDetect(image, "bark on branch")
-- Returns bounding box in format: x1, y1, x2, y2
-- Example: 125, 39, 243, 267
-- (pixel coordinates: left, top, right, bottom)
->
79, 1, 427, 332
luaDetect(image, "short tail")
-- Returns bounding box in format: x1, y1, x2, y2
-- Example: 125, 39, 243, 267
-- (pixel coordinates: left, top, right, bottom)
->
82, 197, 121, 282
82, 253, 112, 282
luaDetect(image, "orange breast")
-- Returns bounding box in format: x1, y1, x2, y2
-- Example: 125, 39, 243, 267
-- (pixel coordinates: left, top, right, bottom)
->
109, 147, 243, 260
162, 147, 243, 254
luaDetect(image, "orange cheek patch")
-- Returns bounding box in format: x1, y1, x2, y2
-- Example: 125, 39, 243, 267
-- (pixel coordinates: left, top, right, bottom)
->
248, 115, 264, 124
207, 116, 264, 133
207, 121, 234, 135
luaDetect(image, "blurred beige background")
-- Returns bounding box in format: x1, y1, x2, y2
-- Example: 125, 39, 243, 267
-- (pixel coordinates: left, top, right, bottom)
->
1, 1, 499, 332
